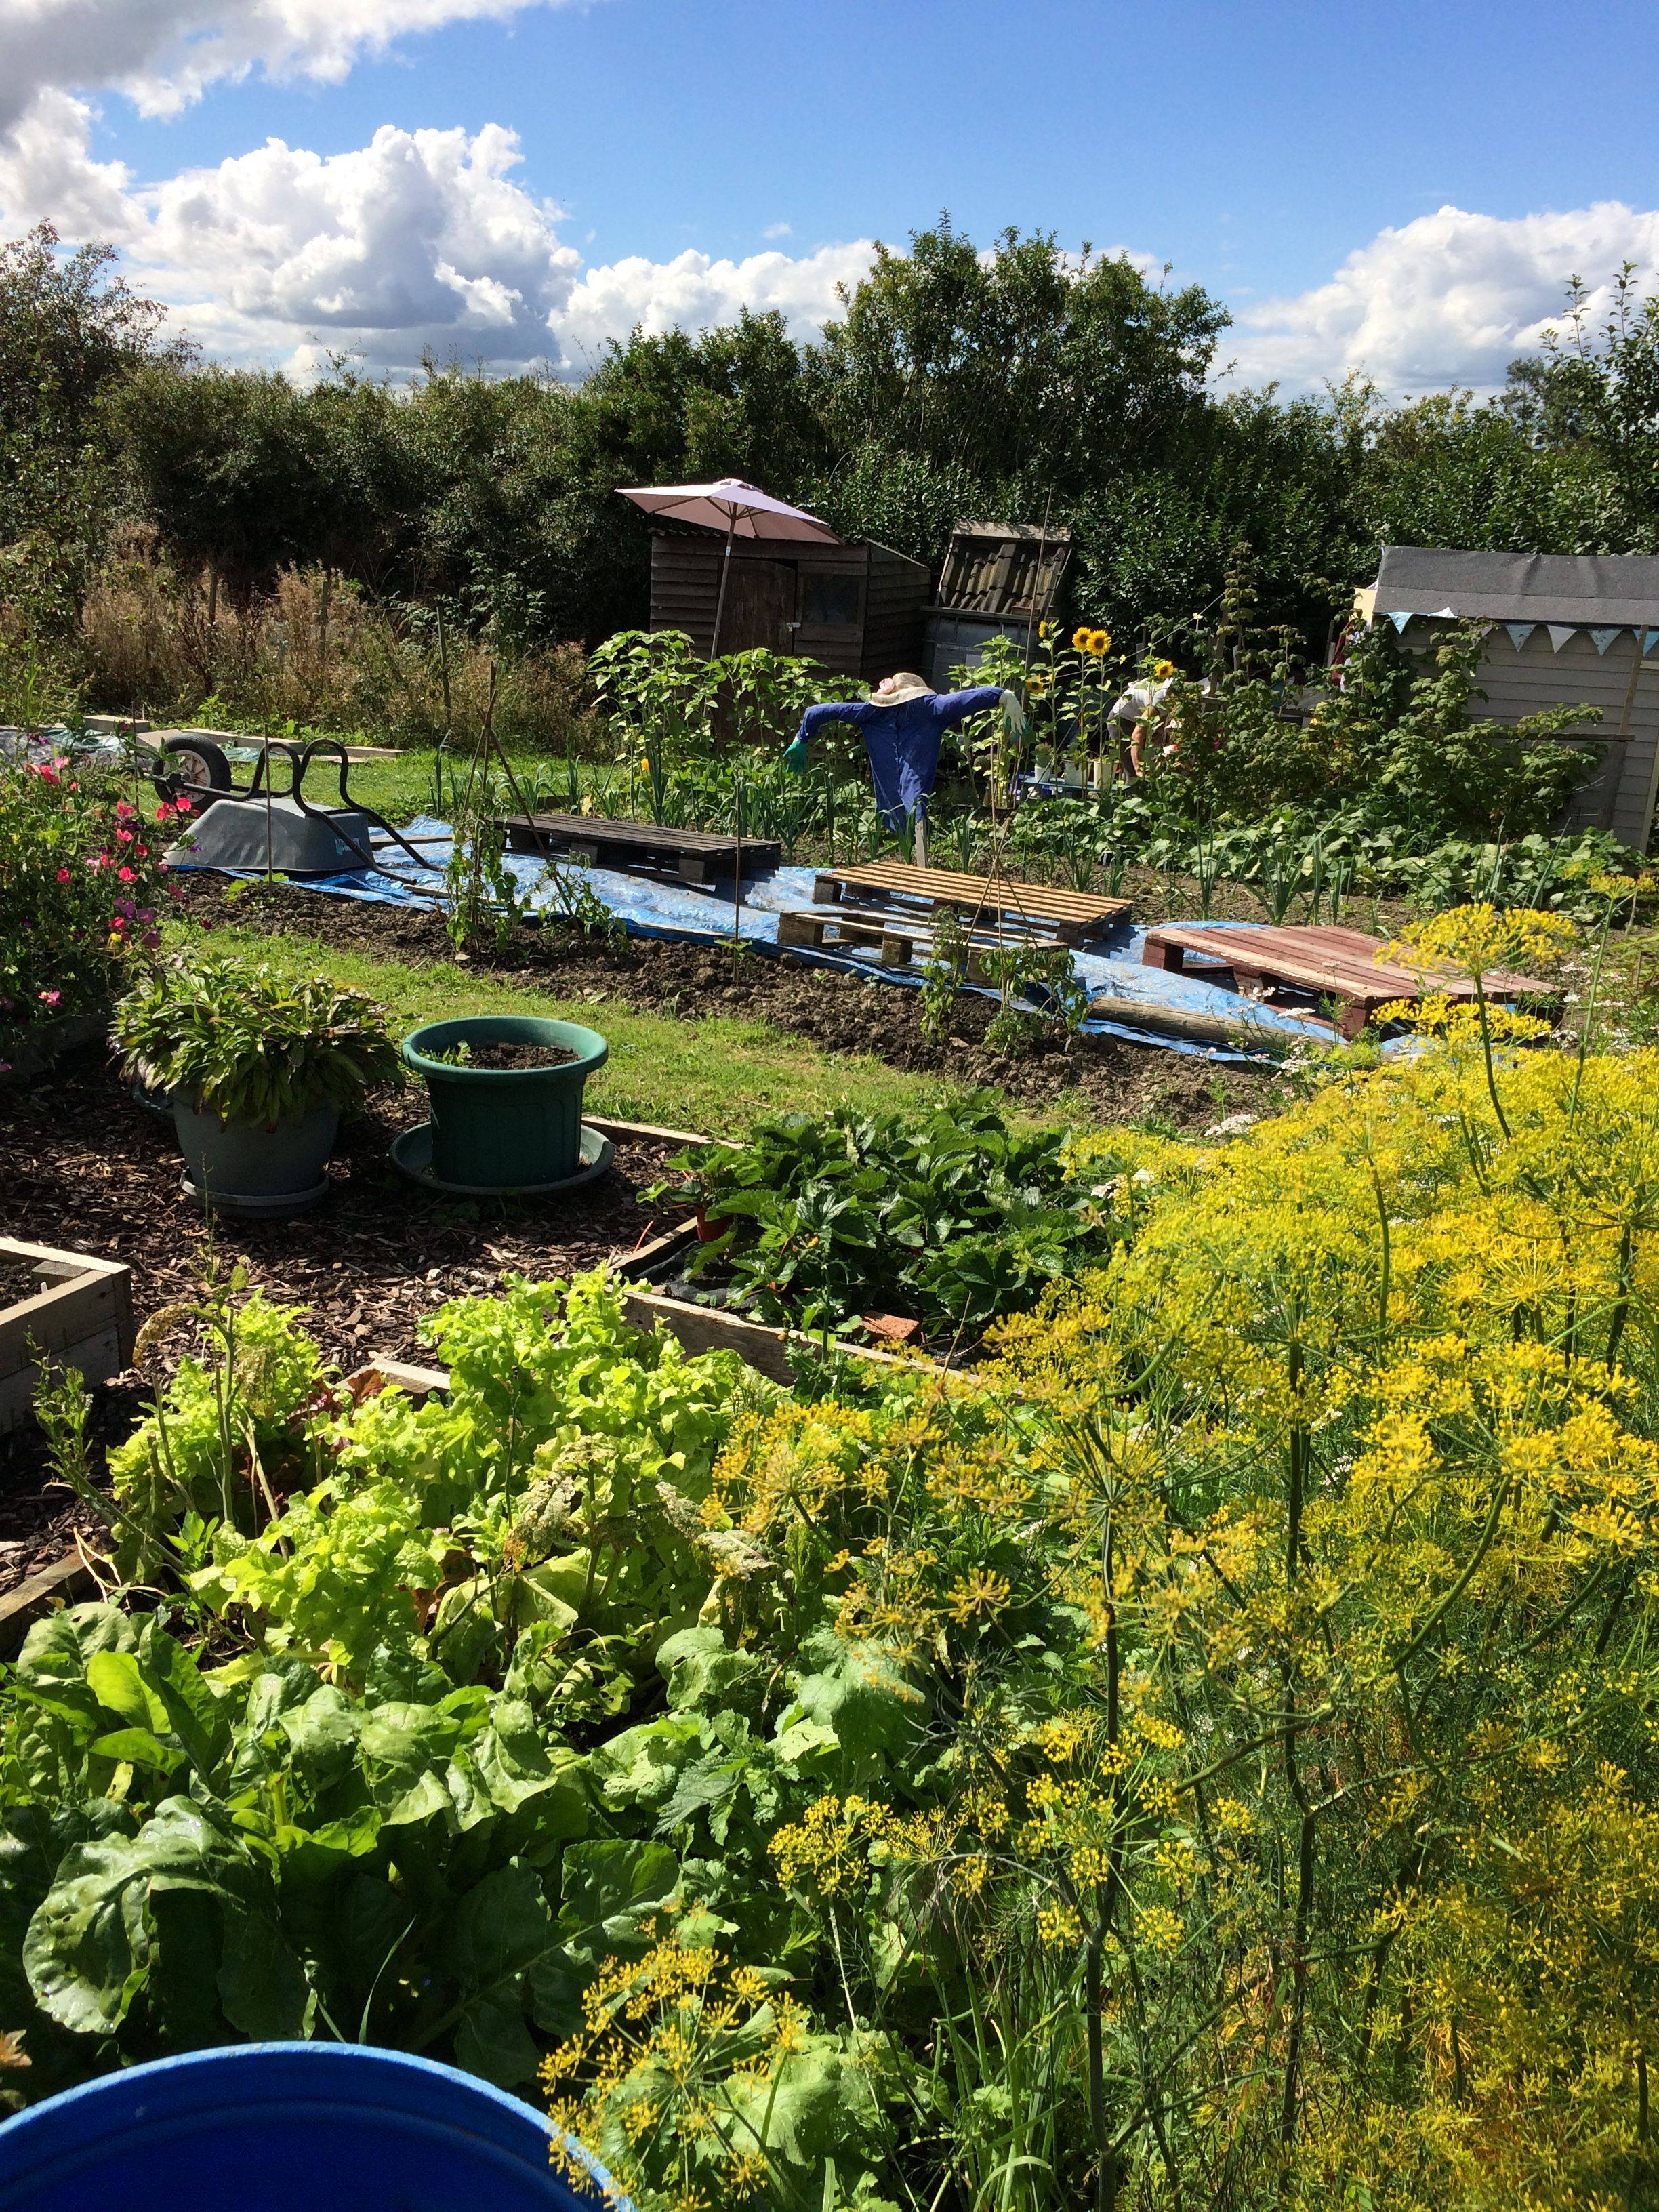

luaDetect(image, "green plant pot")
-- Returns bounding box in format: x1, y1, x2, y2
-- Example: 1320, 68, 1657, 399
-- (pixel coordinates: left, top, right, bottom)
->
173, 1099, 339, 1216
401, 1016, 607, 1191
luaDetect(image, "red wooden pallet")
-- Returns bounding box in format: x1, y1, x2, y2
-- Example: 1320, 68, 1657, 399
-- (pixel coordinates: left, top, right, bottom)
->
1142, 922, 1557, 1040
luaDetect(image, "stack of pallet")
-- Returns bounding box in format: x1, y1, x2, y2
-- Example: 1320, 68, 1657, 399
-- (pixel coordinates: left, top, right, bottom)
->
777, 861, 1129, 978
1141, 922, 1559, 1039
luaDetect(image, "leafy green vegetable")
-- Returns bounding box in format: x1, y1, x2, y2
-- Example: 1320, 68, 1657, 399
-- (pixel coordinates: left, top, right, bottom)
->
657, 1099, 1118, 1343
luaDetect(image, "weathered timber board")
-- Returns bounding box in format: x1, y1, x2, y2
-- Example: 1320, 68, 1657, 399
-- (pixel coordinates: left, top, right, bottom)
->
812, 861, 1128, 943
494, 814, 781, 883
0, 1238, 136, 1435
1142, 924, 1559, 1042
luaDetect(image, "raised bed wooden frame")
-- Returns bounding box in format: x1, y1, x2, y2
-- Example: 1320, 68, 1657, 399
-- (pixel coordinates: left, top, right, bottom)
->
0, 1116, 937, 1653
0, 1237, 135, 1437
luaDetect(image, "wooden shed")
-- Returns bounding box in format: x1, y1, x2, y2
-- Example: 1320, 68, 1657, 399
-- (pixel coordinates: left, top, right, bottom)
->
924, 521, 1071, 688
1367, 547, 1659, 849
648, 526, 930, 680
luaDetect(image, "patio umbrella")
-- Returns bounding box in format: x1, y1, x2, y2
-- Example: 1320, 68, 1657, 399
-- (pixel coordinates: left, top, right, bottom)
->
615, 477, 842, 656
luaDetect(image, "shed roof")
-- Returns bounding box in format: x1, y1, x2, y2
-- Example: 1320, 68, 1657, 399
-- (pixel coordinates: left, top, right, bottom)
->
1374, 546, 1659, 628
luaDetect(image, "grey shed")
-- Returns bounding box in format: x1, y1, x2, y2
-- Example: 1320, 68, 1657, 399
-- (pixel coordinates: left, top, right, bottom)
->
1366, 546, 1659, 851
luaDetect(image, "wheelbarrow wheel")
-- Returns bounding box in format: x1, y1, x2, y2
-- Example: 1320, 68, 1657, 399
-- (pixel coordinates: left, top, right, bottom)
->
151, 736, 233, 807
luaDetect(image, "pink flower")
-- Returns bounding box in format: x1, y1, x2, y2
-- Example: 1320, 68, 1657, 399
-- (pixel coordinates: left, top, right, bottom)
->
155, 802, 176, 822
115, 827, 134, 844
175, 795, 193, 815
56, 867, 70, 882
117, 867, 136, 884
115, 800, 135, 820
38, 990, 60, 1007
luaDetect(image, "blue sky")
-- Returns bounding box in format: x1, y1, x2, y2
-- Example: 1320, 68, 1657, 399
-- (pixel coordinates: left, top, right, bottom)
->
3, 0, 1657, 390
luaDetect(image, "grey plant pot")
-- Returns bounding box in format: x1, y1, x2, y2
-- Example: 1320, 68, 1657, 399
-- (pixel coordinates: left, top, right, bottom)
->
173, 1099, 340, 1216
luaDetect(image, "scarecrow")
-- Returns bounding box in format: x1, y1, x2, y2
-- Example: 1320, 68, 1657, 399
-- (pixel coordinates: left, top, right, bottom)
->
783, 672, 1027, 862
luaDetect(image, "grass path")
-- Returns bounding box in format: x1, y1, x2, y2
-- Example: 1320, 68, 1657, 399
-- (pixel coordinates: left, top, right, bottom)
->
186, 920, 1011, 1138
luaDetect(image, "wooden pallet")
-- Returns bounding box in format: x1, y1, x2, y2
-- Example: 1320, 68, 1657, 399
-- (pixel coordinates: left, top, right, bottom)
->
1142, 922, 1558, 1040
495, 813, 781, 886
812, 861, 1128, 944
779, 904, 1036, 982
0, 1237, 135, 1435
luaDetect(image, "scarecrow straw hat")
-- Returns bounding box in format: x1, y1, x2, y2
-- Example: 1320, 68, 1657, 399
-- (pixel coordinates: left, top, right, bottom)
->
873, 672, 933, 706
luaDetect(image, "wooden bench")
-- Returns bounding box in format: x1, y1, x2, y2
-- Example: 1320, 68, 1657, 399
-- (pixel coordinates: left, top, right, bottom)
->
812, 861, 1129, 945
494, 813, 781, 886
1142, 922, 1558, 1040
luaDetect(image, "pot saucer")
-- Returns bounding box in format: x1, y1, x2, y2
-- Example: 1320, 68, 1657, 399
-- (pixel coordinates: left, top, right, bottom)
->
391, 1121, 615, 1198
180, 1171, 331, 1218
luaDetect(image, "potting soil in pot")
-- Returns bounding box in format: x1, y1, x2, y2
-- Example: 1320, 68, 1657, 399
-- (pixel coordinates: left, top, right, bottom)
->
458, 1042, 578, 1070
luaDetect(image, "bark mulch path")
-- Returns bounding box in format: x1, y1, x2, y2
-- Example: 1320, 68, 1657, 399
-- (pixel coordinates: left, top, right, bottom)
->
177, 876, 1283, 1132
0, 1052, 693, 1597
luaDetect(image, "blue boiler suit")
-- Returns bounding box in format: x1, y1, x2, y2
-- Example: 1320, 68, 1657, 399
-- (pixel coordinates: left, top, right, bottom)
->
788, 687, 1004, 830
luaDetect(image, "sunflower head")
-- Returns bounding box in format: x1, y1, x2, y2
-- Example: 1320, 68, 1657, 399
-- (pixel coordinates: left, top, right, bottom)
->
1027, 671, 1051, 698
1071, 625, 1092, 653
1038, 620, 1052, 640
1153, 658, 1176, 680
1089, 629, 1112, 658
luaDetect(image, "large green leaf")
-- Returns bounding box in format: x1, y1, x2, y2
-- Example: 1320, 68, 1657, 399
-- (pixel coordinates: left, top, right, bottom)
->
24, 1797, 306, 2042
528, 1839, 680, 2039
437, 1862, 554, 2086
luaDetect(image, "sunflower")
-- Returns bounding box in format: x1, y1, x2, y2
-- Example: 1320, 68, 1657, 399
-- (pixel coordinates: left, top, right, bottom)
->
1071, 625, 1093, 653
1027, 671, 1051, 697
1153, 658, 1176, 680
1038, 619, 1052, 640
1089, 628, 1113, 657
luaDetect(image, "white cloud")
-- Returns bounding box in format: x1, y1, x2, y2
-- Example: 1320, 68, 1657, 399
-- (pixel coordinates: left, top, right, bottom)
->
0, 89, 136, 239
1233, 201, 1659, 396
0, 99, 876, 376
0, 0, 565, 133
762, 221, 792, 239
132, 122, 581, 368
548, 241, 876, 369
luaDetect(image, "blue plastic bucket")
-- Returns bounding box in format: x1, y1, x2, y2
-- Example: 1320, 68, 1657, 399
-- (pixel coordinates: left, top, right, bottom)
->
0, 2043, 630, 2211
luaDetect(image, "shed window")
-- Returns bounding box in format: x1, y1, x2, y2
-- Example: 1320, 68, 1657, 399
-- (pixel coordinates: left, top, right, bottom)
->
801, 573, 861, 627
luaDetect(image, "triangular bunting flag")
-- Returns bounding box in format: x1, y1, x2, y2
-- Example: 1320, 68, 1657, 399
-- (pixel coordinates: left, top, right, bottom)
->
1504, 623, 1535, 651
1591, 626, 1624, 655
1645, 630, 1659, 657
1547, 624, 1578, 652
1387, 611, 1413, 633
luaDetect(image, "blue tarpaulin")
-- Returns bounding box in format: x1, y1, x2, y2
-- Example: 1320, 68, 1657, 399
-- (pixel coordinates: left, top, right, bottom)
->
174, 815, 1364, 1064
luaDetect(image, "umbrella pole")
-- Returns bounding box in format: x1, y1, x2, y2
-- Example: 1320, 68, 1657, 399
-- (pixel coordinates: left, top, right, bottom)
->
710, 512, 736, 660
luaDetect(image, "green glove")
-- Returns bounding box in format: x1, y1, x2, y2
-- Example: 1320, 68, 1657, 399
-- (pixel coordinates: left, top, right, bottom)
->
1000, 688, 1029, 742
783, 735, 809, 775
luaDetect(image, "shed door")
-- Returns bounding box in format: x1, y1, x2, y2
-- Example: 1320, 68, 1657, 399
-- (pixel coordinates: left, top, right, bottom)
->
720, 560, 796, 653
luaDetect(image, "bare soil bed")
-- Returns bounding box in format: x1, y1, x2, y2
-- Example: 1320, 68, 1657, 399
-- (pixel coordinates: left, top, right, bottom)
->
176, 876, 1281, 1130
0, 1050, 692, 1597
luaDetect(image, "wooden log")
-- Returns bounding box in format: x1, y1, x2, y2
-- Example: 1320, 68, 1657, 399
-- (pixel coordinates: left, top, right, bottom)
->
1086, 994, 1331, 1048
